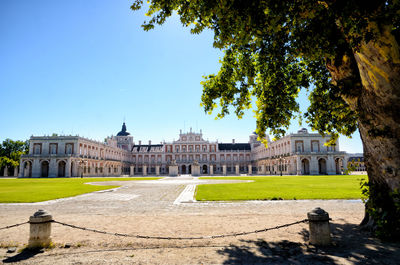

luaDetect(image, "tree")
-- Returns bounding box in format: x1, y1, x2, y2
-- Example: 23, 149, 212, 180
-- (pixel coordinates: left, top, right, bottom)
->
131, 0, 400, 239
0, 139, 29, 174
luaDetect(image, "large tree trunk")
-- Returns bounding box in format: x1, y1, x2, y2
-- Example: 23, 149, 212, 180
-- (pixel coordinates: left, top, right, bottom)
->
353, 23, 400, 239
328, 22, 400, 239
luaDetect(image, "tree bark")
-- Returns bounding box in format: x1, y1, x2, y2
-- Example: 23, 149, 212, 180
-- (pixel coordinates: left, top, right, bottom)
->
328, 22, 400, 238
353, 23, 400, 192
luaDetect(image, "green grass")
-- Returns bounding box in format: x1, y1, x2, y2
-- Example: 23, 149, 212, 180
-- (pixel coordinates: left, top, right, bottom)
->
196, 175, 367, 201
0, 177, 161, 203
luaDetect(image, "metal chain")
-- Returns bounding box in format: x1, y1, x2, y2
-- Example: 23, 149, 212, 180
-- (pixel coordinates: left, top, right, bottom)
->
52, 219, 309, 240
0, 221, 29, 230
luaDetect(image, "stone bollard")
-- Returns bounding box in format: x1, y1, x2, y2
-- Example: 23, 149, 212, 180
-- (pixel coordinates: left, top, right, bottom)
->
307, 207, 331, 246
28, 209, 53, 248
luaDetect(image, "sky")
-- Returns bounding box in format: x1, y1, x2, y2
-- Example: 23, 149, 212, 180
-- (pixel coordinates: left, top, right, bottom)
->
0, 0, 363, 153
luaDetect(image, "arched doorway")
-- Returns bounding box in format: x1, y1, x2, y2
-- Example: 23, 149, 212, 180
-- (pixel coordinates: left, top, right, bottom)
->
58, 161, 66, 177
319, 158, 327, 174
23, 161, 32, 177
181, 165, 186, 174
188, 165, 192, 174
41, 161, 49, 177
301, 159, 310, 175
335, 158, 342, 174
202, 165, 208, 174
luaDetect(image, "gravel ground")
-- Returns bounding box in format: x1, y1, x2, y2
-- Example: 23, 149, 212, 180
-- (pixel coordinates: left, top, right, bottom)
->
1, 176, 399, 264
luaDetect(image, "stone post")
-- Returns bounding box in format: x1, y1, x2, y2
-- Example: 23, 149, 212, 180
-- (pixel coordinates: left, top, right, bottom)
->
235, 164, 240, 175
143, 165, 147, 176
130, 166, 135, 176
222, 165, 227, 176
307, 207, 331, 246
28, 209, 53, 248
3, 166, 8, 177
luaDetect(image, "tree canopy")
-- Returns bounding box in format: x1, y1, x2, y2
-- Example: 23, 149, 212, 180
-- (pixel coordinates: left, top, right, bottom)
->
132, 0, 398, 143
0, 139, 29, 169
132, 0, 400, 239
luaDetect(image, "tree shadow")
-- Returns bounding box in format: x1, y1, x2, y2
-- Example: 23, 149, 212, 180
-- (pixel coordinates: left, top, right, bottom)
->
2, 248, 44, 263
217, 222, 400, 264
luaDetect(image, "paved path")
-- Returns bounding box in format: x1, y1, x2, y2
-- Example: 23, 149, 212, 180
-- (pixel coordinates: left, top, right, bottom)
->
0, 176, 363, 217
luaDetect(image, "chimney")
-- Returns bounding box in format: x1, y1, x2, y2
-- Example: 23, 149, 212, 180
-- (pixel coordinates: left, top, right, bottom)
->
232, 139, 235, 144
149, 140, 151, 145
139, 140, 141, 145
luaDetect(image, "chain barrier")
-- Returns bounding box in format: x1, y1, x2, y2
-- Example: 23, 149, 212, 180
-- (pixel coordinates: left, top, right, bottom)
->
52, 219, 309, 240
1, 219, 309, 240
0, 221, 29, 231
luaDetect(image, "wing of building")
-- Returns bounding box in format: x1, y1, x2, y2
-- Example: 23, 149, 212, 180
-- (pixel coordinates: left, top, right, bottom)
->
19, 124, 349, 177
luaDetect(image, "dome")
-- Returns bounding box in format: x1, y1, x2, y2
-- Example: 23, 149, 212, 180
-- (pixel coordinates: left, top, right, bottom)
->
297, 128, 308, 134
117, 122, 130, 136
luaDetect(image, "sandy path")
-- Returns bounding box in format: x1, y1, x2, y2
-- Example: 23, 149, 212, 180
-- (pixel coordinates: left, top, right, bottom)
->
1, 176, 399, 264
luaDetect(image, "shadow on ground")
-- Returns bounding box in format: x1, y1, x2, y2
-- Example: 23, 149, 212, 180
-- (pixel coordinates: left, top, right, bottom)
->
217, 222, 400, 264
3, 248, 44, 263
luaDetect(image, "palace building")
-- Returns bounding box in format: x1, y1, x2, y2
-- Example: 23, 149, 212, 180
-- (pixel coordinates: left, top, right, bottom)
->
19, 123, 348, 177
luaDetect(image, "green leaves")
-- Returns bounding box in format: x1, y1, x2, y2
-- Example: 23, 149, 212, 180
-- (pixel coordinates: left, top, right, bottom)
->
132, 0, 397, 140
0, 139, 29, 168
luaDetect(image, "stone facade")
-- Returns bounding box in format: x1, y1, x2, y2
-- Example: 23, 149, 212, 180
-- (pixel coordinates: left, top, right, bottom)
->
252, 128, 348, 175
19, 124, 349, 177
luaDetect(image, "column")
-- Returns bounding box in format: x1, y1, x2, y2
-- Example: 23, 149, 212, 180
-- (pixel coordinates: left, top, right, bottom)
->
156, 165, 160, 176
248, 164, 252, 175
326, 156, 335, 175
117, 165, 122, 175
130, 166, 135, 176
72, 161, 79, 177
343, 157, 348, 173
65, 159, 71, 177
296, 157, 301, 175
3, 166, 8, 177
32, 159, 41, 178
143, 165, 147, 176
49, 159, 57, 177
261, 164, 266, 175
210, 165, 213, 175
19, 162, 24, 177
310, 156, 318, 175
235, 164, 239, 175
222, 164, 227, 176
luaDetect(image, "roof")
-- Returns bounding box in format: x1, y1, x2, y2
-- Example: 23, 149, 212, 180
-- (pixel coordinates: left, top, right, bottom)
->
131, 144, 163, 152
218, 143, 251, 151
117, 122, 130, 136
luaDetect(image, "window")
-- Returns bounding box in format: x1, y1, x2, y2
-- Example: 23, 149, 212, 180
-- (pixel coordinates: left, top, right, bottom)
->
311, 141, 319, 152
50, 144, 57, 154
33, 144, 41, 155
65, 143, 73, 154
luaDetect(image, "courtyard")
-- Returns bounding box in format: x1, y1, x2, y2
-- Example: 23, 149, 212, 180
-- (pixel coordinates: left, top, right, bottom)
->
1, 176, 399, 264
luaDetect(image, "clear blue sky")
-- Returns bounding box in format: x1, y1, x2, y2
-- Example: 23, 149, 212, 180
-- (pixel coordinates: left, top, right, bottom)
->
0, 0, 363, 153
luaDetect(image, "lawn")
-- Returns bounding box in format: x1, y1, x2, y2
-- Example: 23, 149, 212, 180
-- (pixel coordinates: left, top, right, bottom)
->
196, 175, 367, 201
0, 177, 161, 203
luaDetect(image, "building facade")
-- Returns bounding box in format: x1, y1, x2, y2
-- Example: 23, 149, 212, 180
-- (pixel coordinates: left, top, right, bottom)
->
19, 123, 348, 177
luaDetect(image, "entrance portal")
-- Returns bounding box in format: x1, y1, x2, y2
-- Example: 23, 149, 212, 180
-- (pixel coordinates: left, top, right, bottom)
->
41, 161, 49, 177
